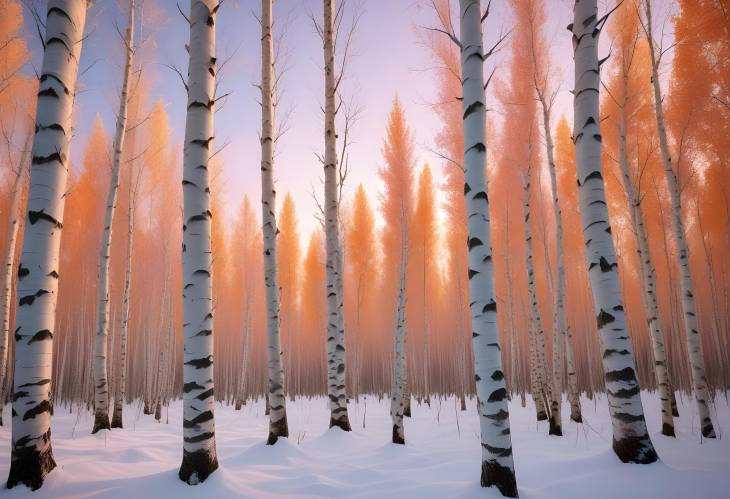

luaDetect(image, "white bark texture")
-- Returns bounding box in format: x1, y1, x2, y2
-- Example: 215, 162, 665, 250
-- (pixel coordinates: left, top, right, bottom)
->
570, 0, 657, 463
179, 0, 219, 484
564, 326, 582, 422
390, 211, 408, 444
0, 153, 29, 427
459, 1, 517, 496
8, 0, 88, 490
323, 0, 350, 432
523, 169, 552, 427
92, 0, 135, 434
616, 66, 674, 436
260, 0, 288, 445
540, 97, 571, 435
643, 0, 715, 439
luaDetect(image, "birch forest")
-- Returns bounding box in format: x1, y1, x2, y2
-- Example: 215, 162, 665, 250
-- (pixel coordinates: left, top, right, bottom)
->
0, 0, 728, 497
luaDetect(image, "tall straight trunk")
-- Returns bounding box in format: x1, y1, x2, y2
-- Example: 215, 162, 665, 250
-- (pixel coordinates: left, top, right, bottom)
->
390, 213, 408, 444
111, 172, 135, 428
523, 169, 552, 429
564, 326, 582, 422
92, 0, 135, 435
538, 93, 572, 435
0, 143, 30, 427
459, 1, 517, 496
260, 0, 288, 445
616, 69, 674, 436
7, 1, 88, 490
179, 0, 219, 484
322, 0, 350, 432
569, 0, 657, 463
643, 0, 715, 439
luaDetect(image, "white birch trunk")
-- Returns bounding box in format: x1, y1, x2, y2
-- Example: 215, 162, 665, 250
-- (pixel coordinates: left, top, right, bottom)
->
390, 209, 408, 444
523, 169, 552, 428
111, 174, 134, 428
460, 1, 517, 495
260, 0, 288, 445
538, 95, 572, 435
570, 0, 657, 463
643, 0, 715, 439
7, 0, 88, 490
0, 148, 30, 427
564, 325, 582, 422
323, 0, 350, 431
616, 67, 674, 436
92, 0, 135, 434
179, 0, 219, 484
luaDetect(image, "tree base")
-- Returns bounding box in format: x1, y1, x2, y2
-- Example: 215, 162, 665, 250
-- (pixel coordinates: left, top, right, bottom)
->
570, 412, 583, 423
7, 440, 56, 491
536, 410, 548, 421
392, 425, 405, 445
548, 416, 562, 436
111, 406, 123, 428
661, 423, 675, 437
702, 423, 716, 439
266, 414, 289, 445
481, 459, 518, 498
92, 411, 111, 434
179, 449, 218, 485
329, 414, 352, 432
613, 435, 658, 464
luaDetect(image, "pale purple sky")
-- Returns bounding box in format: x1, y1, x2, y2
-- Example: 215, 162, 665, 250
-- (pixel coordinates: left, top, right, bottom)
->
21, 0, 675, 239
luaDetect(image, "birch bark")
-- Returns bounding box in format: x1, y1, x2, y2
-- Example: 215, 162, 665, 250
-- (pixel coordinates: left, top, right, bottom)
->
179, 0, 219, 484
643, 0, 714, 439
323, 0, 350, 431
570, 0, 657, 463
260, 0, 288, 445
92, 0, 135, 434
390, 214, 408, 443
7, 0, 88, 490
460, 1, 517, 495
0, 145, 29, 427
616, 59, 674, 436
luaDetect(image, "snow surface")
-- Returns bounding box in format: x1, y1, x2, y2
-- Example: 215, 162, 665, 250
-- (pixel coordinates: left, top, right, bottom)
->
0, 392, 728, 498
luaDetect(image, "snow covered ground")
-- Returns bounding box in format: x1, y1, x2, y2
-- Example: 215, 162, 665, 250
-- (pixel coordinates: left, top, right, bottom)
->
0, 391, 728, 498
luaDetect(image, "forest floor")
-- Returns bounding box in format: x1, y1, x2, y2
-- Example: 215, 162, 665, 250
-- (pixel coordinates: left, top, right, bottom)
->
0, 391, 728, 498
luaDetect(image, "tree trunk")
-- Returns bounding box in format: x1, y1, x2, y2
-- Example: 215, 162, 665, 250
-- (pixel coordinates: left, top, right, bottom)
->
643, 0, 715, 439
7, 0, 88, 490
260, 0, 288, 446
0, 146, 30, 427
92, 0, 135, 435
323, 0, 350, 432
523, 167, 552, 428
178, 0, 219, 484
390, 216, 408, 444
111, 158, 137, 429
460, 2, 517, 496
569, 0, 657, 463
538, 92, 569, 436
564, 326, 582, 422
616, 65, 674, 436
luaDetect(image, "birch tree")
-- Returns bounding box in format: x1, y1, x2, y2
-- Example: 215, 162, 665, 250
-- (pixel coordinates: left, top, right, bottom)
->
260, 0, 288, 444
7, 0, 88, 490
320, 0, 350, 431
92, 0, 136, 434
459, 1, 517, 495
178, 0, 220, 484
391, 210, 408, 443
642, 0, 715, 439
569, 0, 657, 463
